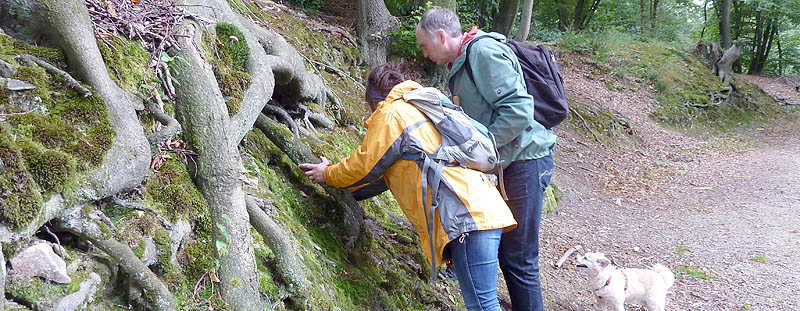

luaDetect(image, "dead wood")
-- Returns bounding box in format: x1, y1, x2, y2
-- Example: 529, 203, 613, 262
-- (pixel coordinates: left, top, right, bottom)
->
18, 54, 92, 97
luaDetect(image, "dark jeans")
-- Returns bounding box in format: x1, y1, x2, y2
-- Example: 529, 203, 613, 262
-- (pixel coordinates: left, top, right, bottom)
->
499, 154, 553, 311
449, 229, 503, 311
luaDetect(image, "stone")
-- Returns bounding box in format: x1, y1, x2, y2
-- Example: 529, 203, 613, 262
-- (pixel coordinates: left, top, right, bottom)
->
9, 243, 71, 284
140, 238, 158, 267
168, 219, 191, 265
2, 78, 36, 91
0, 59, 16, 78
53, 272, 101, 311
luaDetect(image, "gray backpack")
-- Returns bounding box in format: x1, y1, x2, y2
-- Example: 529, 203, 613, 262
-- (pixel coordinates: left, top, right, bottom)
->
402, 87, 506, 281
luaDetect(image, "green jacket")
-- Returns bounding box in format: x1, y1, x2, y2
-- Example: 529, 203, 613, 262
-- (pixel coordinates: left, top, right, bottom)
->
447, 31, 557, 167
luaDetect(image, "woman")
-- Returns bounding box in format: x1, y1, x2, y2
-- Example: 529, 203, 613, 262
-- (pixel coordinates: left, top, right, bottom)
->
299, 64, 515, 311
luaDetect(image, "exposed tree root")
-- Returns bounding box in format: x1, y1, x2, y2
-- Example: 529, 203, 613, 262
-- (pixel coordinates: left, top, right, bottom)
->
110, 196, 172, 230
254, 115, 363, 242
37, 0, 150, 201
56, 205, 175, 311
245, 196, 309, 306
263, 103, 300, 138
146, 95, 182, 153
312, 26, 358, 48
570, 109, 602, 143
301, 103, 335, 129
18, 54, 92, 97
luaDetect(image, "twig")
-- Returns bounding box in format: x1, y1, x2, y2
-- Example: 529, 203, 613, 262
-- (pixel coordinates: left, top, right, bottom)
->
571, 109, 602, 143
111, 196, 172, 230
0, 107, 37, 120
312, 26, 358, 48
43, 223, 62, 246
577, 165, 601, 175
19, 54, 92, 97
301, 54, 363, 90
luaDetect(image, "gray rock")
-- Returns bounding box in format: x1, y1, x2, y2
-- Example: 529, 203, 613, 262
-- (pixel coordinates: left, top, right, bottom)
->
53, 272, 101, 311
140, 238, 158, 267
0, 58, 16, 78
9, 243, 71, 284
169, 219, 191, 266
2, 78, 35, 91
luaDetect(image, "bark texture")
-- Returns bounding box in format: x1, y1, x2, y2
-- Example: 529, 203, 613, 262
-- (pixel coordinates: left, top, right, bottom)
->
515, 0, 534, 41
356, 0, 398, 69
721, 0, 732, 48
718, 43, 742, 85
492, 0, 519, 36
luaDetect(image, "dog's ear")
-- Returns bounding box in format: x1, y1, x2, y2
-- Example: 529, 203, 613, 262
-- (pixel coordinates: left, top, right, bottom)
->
597, 258, 611, 268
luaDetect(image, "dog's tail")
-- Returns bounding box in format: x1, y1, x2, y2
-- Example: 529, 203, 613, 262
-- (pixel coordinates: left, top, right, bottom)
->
652, 264, 675, 288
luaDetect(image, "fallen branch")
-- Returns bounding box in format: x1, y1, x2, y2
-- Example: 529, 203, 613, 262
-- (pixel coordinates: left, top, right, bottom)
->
110, 196, 173, 230
312, 26, 358, 48
571, 110, 602, 143
18, 54, 92, 97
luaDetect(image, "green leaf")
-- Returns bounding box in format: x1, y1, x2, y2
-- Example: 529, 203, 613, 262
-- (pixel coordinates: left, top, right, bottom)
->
141, 84, 154, 90
168, 74, 181, 87
160, 51, 174, 63
216, 240, 228, 256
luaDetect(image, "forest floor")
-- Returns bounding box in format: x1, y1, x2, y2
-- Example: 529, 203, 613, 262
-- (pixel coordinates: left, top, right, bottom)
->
537, 71, 800, 311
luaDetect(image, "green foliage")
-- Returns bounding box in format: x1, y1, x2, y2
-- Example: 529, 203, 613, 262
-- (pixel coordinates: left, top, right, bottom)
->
388, 2, 436, 60
674, 245, 689, 255
285, 0, 323, 11
202, 26, 252, 117
750, 255, 769, 264
676, 264, 715, 280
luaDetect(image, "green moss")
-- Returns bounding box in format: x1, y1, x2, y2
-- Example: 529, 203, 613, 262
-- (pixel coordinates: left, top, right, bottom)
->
147, 159, 207, 219
567, 99, 635, 147
202, 26, 252, 117
6, 276, 69, 306
133, 238, 147, 258
215, 23, 250, 71
12, 66, 50, 104
0, 34, 65, 67
97, 36, 152, 93
542, 182, 563, 214
0, 127, 44, 231
17, 138, 76, 192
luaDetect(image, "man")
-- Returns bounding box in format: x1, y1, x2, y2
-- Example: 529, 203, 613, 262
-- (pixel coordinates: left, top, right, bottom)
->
416, 8, 557, 311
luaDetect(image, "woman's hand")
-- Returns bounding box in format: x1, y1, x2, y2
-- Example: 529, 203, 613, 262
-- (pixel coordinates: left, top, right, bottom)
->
298, 157, 330, 184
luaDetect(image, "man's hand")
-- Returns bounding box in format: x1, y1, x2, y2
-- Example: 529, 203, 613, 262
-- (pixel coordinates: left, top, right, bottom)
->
298, 157, 330, 184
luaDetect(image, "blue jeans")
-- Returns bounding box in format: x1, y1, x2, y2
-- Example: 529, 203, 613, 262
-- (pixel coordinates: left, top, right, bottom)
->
499, 154, 553, 311
449, 229, 503, 311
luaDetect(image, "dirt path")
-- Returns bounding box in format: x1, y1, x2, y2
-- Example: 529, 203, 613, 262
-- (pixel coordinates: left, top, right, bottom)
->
540, 126, 800, 310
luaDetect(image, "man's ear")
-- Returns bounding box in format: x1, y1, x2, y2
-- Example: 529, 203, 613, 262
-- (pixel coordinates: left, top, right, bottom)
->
435, 28, 448, 45
597, 258, 611, 268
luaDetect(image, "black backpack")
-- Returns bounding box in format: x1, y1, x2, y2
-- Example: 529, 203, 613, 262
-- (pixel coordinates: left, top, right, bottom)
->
460, 36, 568, 129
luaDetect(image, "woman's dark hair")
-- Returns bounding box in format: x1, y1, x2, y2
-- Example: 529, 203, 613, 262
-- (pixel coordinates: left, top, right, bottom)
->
365, 63, 406, 106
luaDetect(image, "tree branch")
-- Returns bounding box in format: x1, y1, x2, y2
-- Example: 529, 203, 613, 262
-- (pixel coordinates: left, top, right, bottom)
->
18, 54, 92, 97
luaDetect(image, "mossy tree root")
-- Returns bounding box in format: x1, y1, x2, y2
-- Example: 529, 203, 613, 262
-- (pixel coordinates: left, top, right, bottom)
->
36, 0, 150, 200
263, 104, 300, 138
18, 54, 92, 97
254, 115, 364, 241
146, 100, 182, 153
56, 206, 175, 311
171, 20, 264, 311
245, 196, 309, 305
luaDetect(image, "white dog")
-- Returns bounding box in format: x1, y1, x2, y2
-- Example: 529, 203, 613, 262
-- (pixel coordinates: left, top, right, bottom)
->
576, 252, 674, 311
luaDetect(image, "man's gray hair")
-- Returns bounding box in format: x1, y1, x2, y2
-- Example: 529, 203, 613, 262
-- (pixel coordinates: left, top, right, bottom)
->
418, 8, 462, 38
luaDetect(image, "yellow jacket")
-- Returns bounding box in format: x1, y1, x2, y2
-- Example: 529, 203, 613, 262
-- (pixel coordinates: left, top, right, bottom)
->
324, 81, 516, 267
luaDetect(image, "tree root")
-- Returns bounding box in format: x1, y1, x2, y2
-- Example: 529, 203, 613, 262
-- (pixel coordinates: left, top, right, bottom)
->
570, 109, 602, 143
18, 54, 92, 97
56, 205, 175, 311
1, 245, 5, 311
263, 104, 300, 138
254, 115, 363, 242
312, 26, 358, 48
37, 0, 150, 201
110, 196, 172, 230
245, 196, 309, 306
146, 92, 182, 153
299, 103, 335, 130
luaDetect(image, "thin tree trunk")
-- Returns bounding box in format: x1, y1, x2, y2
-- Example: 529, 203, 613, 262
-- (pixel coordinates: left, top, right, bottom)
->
701, 0, 708, 39
640, 0, 647, 37
650, 0, 660, 33
558, 0, 570, 31
721, 0, 731, 48
492, 0, 520, 36
515, 0, 534, 41
581, 0, 602, 30
777, 33, 783, 74
749, 6, 762, 73
572, 0, 586, 31
477, 0, 491, 28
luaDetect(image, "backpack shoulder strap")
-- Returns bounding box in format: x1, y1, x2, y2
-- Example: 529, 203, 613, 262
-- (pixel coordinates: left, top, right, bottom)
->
461, 35, 497, 84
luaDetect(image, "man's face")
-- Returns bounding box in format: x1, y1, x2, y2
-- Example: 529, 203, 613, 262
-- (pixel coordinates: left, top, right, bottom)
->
416, 27, 448, 65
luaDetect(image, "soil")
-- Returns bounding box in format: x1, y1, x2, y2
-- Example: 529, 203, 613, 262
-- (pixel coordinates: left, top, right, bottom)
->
538, 71, 800, 311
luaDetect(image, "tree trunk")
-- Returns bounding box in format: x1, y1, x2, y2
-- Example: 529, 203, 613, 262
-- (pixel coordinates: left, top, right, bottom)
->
701, 0, 708, 39
492, 0, 519, 36
640, 0, 647, 37
777, 33, 783, 74
356, 0, 399, 69
515, 0, 534, 41
720, 0, 732, 48
718, 43, 742, 85
572, 0, 586, 31
580, 0, 602, 30
477, 0, 491, 29
558, 0, 570, 31
650, 0, 660, 33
